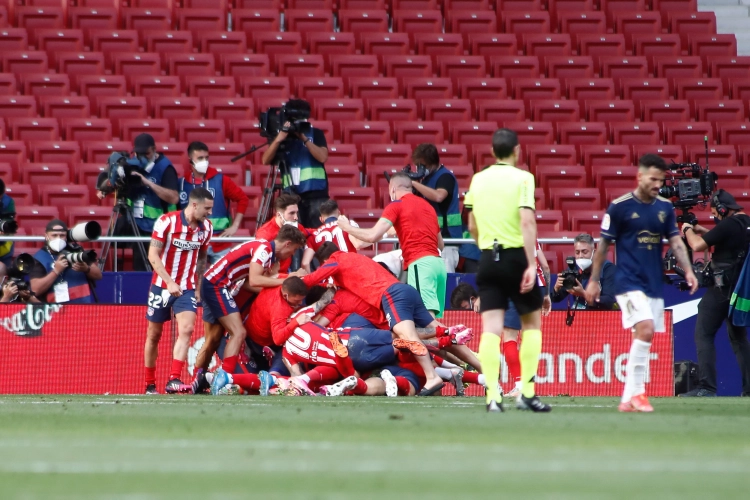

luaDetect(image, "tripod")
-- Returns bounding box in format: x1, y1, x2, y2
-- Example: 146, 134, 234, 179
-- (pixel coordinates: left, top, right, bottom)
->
256, 159, 286, 228
99, 196, 151, 272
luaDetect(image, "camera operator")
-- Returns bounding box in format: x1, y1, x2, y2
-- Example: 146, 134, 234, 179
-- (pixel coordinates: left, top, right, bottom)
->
409, 144, 464, 273
28, 220, 102, 304
261, 99, 329, 230
178, 141, 250, 263
681, 189, 750, 397
0, 178, 16, 267
97, 133, 180, 271
551, 233, 617, 310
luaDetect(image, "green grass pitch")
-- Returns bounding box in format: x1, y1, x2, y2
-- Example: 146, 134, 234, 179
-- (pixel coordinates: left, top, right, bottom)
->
0, 395, 748, 499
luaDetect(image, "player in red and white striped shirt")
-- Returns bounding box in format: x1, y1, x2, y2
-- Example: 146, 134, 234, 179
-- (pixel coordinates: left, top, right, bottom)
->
144, 187, 214, 395
301, 199, 368, 269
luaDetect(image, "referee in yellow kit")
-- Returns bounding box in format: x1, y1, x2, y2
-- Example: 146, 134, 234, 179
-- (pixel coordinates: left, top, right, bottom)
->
465, 128, 550, 413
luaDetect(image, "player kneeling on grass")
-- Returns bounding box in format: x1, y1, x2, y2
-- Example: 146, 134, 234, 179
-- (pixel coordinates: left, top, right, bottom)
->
144, 188, 213, 395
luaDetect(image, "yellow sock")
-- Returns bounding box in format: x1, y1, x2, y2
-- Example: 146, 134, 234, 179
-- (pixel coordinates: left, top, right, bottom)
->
520, 329, 542, 398
478, 333, 501, 404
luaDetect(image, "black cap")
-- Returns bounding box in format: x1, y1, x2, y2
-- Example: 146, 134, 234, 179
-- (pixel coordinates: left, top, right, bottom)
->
45, 219, 68, 233
133, 133, 156, 154
712, 189, 743, 211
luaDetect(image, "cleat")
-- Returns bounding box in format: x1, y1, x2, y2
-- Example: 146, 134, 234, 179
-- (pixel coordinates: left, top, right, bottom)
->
380, 370, 398, 397
487, 400, 504, 412
205, 372, 214, 385
506, 382, 522, 399
678, 388, 716, 397
629, 393, 654, 412
291, 377, 317, 396
210, 369, 230, 396
449, 327, 473, 345
145, 384, 158, 395
450, 368, 465, 396
516, 394, 551, 412
258, 370, 274, 396
392, 339, 428, 357
217, 384, 241, 396
165, 378, 190, 394
618, 401, 637, 412
329, 330, 349, 358
318, 385, 331, 396
326, 376, 358, 397
191, 369, 210, 395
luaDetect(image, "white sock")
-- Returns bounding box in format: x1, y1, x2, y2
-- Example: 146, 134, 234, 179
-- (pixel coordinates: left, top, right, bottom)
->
477, 374, 486, 386
622, 339, 651, 403
515, 380, 522, 390
299, 374, 310, 383
440, 359, 458, 369
435, 367, 454, 380
226, 373, 234, 384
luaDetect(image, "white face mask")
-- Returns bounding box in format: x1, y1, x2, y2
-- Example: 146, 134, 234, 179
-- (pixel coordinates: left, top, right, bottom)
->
193, 160, 209, 174
279, 213, 298, 228
576, 258, 593, 271
48, 238, 67, 253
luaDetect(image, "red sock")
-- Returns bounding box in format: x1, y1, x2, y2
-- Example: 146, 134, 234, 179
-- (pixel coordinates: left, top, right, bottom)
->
222, 355, 238, 374
437, 336, 452, 349
169, 359, 185, 381
433, 354, 445, 366
503, 340, 521, 383
463, 371, 480, 384
232, 373, 260, 392
306, 366, 341, 384
350, 377, 368, 395
334, 355, 355, 378
395, 376, 411, 396
435, 325, 447, 337
145, 366, 156, 386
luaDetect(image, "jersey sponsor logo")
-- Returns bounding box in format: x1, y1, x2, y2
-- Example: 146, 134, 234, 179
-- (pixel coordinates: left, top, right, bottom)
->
636, 232, 660, 245
658, 211, 666, 223
147, 307, 155, 316
256, 248, 270, 262
601, 214, 611, 231
0, 304, 63, 337
631, 212, 640, 219
208, 187, 216, 198
172, 238, 203, 251
179, 191, 188, 202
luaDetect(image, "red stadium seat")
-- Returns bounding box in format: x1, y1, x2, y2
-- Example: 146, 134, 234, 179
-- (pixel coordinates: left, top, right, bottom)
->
610, 122, 661, 145
578, 34, 626, 57
151, 96, 202, 124
83, 141, 132, 163
684, 145, 737, 167
3, 184, 34, 206
458, 77, 508, 100
592, 166, 638, 198
526, 144, 578, 167
228, 120, 262, 148
239, 76, 290, 99
0, 141, 26, 171
0, 28, 28, 51
275, 54, 325, 78
340, 120, 391, 145
557, 122, 608, 145
0, 96, 36, 118
536, 166, 588, 195
383, 55, 433, 79
696, 100, 745, 122
294, 77, 345, 100
285, 9, 334, 34
619, 78, 670, 100
490, 56, 540, 79
222, 54, 271, 81
165, 53, 215, 79
175, 120, 225, 143
545, 56, 595, 79
613, 11, 662, 49
580, 144, 633, 169
675, 78, 723, 100
557, 11, 606, 44
309, 32, 356, 59
437, 55, 487, 84
112, 52, 161, 77
503, 121, 555, 145
315, 98, 365, 124
422, 99, 472, 128
328, 54, 380, 78
36, 29, 84, 54
444, 0, 491, 10
710, 56, 750, 81
0, 74, 17, 96
586, 99, 635, 122
663, 122, 713, 146
348, 77, 400, 99
326, 164, 361, 189
64, 118, 112, 141
633, 34, 682, 66
363, 144, 412, 169
40, 95, 90, 118
551, 188, 602, 217
55, 52, 106, 81
632, 144, 683, 163
394, 121, 444, 146
446, 11, 497, 44
533, 209, 564, 233
98, 96, 148, 120
500, 11, 551, 40
670, 12, 717, 48
415, 33, 464, 63
731, 78, 750, 101
468, 33, 518, 63
393, 9, 443, 40
568, 210, 607, 234
122, 7, 173, 32
69, 7, 118, 31
185, 76, 236, 99
176, 8, 226, 34
90, 30, 139, 61
38, 185, 89, 209
531, 99, 580, 123
205, 143, 249, 166
19, 73, 69, 97
707, 166, 750, 187
339, 10, 390, 38
326, 144, 359, 166
654, 56, 703, 79
329, 187, 376, 211
30, 141, 81, 165
718, 122, 750, 146
474, 99, 525, 122
641, 99, 691, 123
360, 32, 411, 58
130, 75, 180, 98
156, 142, 188, 167
524, 34, 573, 57
403, 77, 453, 100
15, 7, 65, 36
653, 0, 697, 15
252, 32, 302, 56
78, 75, 127, 103
142, 30, 192, 54
600, 56, 649, 79
367, 98, 419, 123
512, 78, 561, 101
438, 145, 469, 166
233, 10, 281, 36
690, 34, 737, 60
449, 121, 498, 149
118, 119, 170, 142
2, 50, 48, 74
66, 205, 114, 229
19, 163, 69, 186
566, 78, 616, 103
14, 206, 61, 233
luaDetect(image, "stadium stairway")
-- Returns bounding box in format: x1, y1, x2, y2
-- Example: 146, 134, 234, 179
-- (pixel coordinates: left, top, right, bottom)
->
700, 0, 750, 54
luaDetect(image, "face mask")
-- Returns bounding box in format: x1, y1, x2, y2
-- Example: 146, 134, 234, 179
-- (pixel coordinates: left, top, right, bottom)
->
279, 213, 298, 228
138, 153, 155, 172
193, 160, 209, 174
48, 238, 66, 253
389, 191, 396, 202
576, 258, 592, 271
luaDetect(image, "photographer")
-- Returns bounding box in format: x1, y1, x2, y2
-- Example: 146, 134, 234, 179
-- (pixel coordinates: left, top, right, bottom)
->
178, 141, 250, 263
408, 144, 465, 273
0, 178, 16, 267
29, 220, 102, 304
681, 189, 750, 397
261, 99, 329, 229
97, 133, 180, 271
551, 233, 617, 310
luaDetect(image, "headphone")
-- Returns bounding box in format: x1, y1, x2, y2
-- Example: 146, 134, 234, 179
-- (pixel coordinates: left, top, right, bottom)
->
713, 189, 729, 218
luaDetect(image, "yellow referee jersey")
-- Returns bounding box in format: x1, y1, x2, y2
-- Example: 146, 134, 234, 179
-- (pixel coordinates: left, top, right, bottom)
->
464, 163, 535, 250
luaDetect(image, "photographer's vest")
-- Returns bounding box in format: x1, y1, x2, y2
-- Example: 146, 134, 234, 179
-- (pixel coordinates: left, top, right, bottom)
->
179, 174, 231, 233
128, 154, 175, 233
423, 165, 462, 239
279, 128, 328, 195
0, 194, 13, 261
33, 249, 93, 304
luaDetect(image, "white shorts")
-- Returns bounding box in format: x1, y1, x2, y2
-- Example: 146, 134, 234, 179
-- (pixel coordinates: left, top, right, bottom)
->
615, 291, 665, 333
441, 246, 459, 273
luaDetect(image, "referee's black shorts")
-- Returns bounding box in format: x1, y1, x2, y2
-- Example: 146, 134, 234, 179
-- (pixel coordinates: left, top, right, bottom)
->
476, 248, 543, 316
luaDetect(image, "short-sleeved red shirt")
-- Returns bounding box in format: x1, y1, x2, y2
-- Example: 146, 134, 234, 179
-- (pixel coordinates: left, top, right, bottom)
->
381, 193, 440, 268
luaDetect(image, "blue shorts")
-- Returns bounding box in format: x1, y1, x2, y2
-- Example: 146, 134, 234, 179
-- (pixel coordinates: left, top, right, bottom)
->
145, 284, 197, 323
347, 328, 396, 373
201, 280, 239, 324
505, 300, 521, 331
342, 313, 376, 329
377, 365, 420, 393
381, 283, 434, 329
243, 340, 290, 377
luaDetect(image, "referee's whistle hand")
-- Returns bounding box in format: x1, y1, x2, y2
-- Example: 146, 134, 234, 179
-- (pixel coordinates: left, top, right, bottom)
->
520, 267, 536, 293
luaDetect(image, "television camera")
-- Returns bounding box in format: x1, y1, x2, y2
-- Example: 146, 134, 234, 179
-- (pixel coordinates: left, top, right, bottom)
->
384, 164, 428, 183
259, 104, 312, 139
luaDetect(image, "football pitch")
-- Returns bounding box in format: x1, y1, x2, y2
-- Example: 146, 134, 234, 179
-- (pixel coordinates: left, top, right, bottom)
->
0, 396, 748, 499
